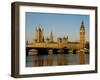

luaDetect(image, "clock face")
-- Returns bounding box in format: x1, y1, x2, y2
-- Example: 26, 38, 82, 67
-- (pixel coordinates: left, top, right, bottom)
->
80, 30, 85, 33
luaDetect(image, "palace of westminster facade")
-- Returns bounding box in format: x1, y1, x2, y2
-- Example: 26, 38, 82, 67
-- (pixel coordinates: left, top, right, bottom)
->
28, 21, 86, 50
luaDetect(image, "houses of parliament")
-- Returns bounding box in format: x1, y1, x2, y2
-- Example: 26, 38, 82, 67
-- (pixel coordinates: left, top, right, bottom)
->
26, 21, 87, 55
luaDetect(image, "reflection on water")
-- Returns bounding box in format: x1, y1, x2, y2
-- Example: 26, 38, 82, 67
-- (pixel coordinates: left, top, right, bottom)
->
26, 52, 89, 67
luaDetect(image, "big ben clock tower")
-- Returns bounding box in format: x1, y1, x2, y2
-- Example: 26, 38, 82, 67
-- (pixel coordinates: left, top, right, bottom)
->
80, 21, 85, 49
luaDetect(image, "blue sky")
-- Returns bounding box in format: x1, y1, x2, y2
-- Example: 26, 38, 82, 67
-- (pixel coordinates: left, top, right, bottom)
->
25, 12, 89, 42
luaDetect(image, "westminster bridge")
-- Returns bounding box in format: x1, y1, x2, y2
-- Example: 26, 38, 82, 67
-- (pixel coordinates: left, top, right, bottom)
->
26, 42, 87, 56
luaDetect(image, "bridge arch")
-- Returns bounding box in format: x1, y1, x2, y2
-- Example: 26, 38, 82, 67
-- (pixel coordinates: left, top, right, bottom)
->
63, 47, 69, 54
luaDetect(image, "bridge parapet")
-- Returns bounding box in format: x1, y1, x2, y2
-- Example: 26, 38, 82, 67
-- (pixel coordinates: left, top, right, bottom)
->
26, 42, 81, 49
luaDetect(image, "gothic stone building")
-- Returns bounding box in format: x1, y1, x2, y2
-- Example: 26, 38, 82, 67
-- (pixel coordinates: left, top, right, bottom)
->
31, 21, 85, 50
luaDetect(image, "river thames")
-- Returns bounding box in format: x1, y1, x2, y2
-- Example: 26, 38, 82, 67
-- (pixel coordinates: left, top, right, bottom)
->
26, 52, 89, 67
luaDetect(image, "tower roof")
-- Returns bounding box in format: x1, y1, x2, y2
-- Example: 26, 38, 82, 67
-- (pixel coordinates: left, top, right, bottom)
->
80, 21, 85, 30
37, 24, 43, 32
38, 27, 42, 31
